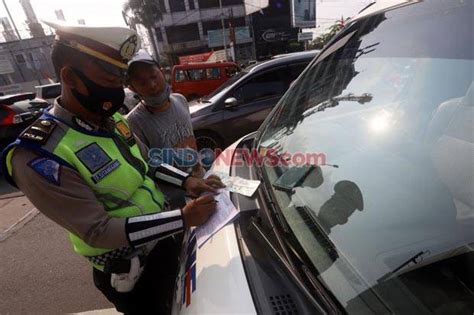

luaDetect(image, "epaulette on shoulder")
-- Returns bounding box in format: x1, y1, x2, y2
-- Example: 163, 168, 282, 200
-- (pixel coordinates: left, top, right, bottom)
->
19, 119, 57, 145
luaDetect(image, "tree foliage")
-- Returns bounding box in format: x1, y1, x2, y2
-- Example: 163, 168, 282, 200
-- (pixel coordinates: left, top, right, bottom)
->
123, 0, 163, 29
309, 18, 350, 50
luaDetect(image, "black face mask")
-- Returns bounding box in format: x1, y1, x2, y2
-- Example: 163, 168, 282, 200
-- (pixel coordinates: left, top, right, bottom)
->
71, 69, 125, 117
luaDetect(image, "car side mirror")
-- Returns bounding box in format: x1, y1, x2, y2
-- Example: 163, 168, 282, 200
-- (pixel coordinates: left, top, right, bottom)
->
224, 97, 238, 109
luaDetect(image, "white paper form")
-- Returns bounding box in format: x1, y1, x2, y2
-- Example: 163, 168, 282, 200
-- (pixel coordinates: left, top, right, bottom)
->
195, 189, 238, 248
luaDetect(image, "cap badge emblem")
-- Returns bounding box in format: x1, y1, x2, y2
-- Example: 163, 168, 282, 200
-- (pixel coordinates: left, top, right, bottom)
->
120, 34, 138, 60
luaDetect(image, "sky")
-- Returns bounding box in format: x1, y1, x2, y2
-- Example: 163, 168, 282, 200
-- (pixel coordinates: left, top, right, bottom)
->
0, 0, 128, 39
0, 0, 371, 40
314, 0, 373, 36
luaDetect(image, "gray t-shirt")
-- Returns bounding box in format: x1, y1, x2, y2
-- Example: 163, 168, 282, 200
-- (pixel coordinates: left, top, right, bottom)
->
126, 94, 193, 208
126, 93, 194, 150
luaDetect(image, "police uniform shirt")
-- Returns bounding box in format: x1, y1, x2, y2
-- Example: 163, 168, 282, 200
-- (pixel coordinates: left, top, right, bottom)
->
9, 101, 186, 249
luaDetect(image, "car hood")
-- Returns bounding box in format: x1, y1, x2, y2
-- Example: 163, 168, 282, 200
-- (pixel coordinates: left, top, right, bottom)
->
172, 136, 256, 315
189, 101, 213, 116
10, 98, 49, 113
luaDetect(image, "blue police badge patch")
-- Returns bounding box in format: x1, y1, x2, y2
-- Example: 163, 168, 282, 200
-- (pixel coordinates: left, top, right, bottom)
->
76, 143, 112, 173
28, 158, 61, 186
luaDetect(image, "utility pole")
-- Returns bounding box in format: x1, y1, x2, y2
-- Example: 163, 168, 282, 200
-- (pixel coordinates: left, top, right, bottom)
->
228, 8, 235, 62
218, 0, 227, 60
249, 14, 257, 61
2, 0, 21, 40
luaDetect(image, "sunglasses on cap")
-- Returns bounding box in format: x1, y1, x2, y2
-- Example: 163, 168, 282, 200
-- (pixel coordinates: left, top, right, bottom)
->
92, 57, 128, 80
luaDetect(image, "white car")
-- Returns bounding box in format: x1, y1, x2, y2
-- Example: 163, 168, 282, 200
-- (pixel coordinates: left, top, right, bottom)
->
35, 83, 61, 104
172, 0, 474, 314
122, 87, 140, 113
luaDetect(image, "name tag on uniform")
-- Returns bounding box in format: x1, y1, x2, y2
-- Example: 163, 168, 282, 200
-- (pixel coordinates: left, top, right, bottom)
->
91, 160, 121, 183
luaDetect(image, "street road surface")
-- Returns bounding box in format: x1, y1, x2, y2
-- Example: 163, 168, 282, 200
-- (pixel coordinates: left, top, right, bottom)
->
0, 177, 113, 314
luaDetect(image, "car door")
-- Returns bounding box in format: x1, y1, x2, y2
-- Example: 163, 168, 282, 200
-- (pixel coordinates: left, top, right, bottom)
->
219, 66, 290, 142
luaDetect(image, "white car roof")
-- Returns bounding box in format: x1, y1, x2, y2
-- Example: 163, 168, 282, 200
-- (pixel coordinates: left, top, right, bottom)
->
349, 0, 420, 24
35, 82, 60, 88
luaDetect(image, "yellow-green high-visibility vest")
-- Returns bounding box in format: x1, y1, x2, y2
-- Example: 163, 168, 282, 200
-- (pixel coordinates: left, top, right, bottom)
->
2, 112, 165, 270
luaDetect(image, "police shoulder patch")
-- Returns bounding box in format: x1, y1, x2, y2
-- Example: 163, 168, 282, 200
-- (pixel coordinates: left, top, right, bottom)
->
75, 143, 112, 173
28, 157, 61, 185
20, 119, 57, 144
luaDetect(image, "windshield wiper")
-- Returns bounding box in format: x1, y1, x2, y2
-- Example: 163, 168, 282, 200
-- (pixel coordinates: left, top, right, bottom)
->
252, 167, 344, 313
249, 218, 332, 314
254, 164, 290, 233
297, 205, 340, 262
378, 250, 431, 282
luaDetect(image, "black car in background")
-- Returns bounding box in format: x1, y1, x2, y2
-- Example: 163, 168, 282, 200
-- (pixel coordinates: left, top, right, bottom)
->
0, 93, 49, 148
190, 50, 319, 150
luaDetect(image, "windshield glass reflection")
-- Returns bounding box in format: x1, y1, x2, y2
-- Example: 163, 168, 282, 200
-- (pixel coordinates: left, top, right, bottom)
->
257, 0, 474, 312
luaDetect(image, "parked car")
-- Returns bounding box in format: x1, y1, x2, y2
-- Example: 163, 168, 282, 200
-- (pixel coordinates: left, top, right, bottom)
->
35, 82, 61, 104
190, 50, 319, 150
120, 87, 140, 114
0, 93, 49, 148
171, 61, 240, 100
172, 1, 474, 314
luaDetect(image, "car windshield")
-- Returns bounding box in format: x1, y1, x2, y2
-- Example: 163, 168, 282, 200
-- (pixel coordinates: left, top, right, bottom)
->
257, 1, 474, 313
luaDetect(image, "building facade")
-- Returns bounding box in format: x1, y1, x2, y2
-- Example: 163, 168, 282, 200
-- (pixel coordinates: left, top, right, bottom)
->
154, 0, 254, 64
153, 0, 307, 64
252, 0, 305, 60
0, 36, 56, 95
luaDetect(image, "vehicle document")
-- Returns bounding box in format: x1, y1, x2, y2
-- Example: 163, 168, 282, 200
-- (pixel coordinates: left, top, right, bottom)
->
206, 171, 260, 197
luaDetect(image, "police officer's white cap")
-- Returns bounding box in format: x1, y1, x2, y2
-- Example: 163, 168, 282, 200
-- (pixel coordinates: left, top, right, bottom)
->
128, 49, 158, 67
43, 20, 140, 70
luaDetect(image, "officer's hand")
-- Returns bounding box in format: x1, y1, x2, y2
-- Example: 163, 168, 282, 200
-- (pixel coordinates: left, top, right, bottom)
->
183, 175, 225, 197
191, 163, 206, 178
182, 194, 217, 227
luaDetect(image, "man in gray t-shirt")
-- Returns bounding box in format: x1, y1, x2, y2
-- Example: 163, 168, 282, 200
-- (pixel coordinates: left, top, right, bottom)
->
126, 50, 205, 206
125, 50, 204, 173
127, 93, 194, 150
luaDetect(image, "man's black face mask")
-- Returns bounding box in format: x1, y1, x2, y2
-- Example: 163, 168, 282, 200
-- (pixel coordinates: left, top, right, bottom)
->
71, 69, 125, 117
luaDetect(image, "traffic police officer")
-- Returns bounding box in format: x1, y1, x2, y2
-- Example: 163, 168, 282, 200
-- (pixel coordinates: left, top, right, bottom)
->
1, 21, 223, 314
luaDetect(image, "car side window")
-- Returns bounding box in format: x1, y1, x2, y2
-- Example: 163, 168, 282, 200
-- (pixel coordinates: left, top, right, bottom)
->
233, 67, 288, 103
288, 62, 309, 82
206, 68, 221, 80
175, 70, 187, 82
188, 69, 205, 81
